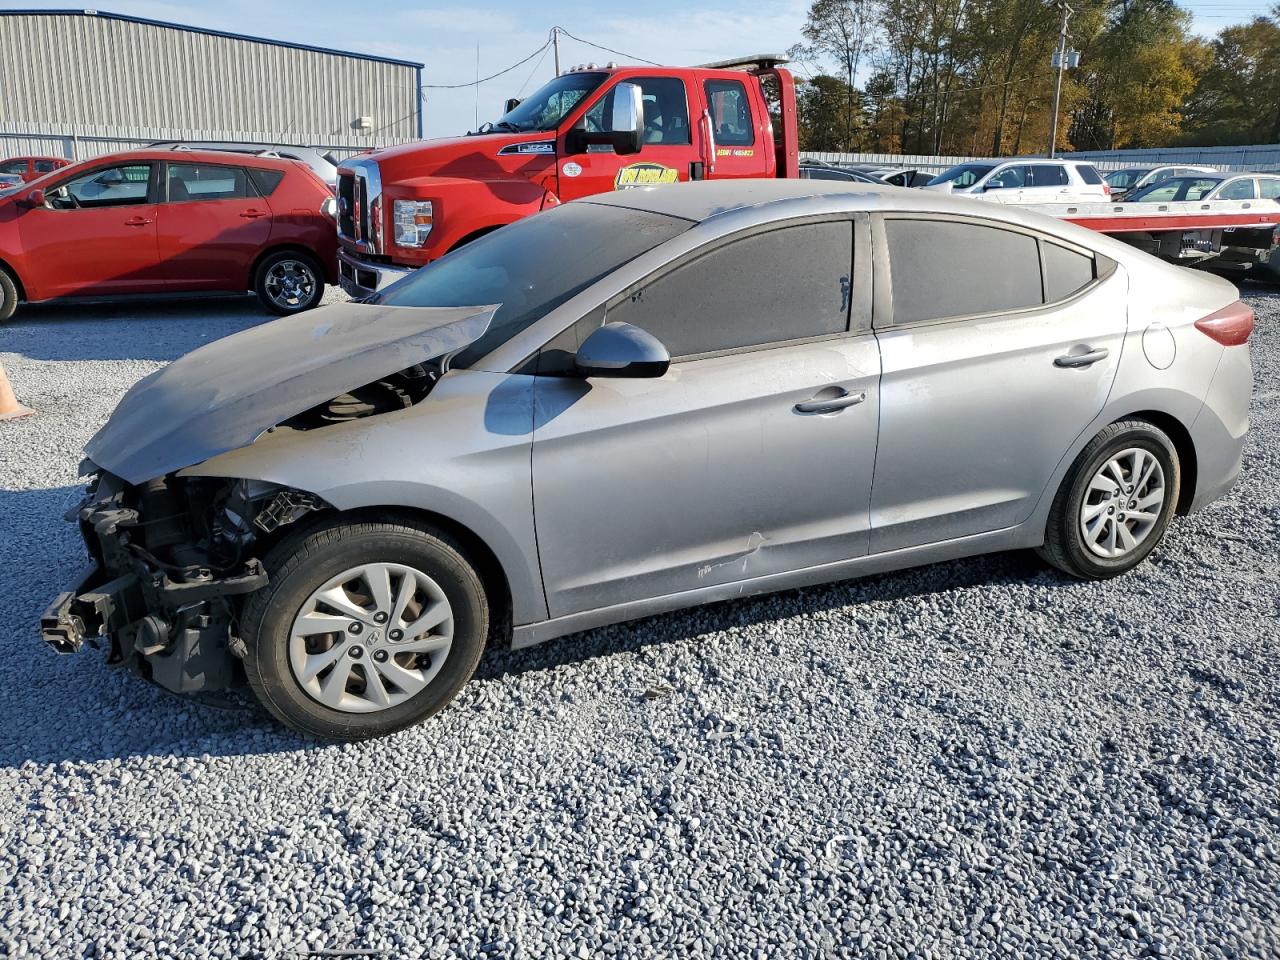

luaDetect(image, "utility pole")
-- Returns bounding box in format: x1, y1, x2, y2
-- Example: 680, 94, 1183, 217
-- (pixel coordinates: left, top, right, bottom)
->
552, 27, 561, 76
1048, 0, 1073, 158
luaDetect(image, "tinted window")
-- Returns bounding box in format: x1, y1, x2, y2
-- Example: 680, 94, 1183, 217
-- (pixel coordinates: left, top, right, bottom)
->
51, 163, 152, 209
1261, 179, 1280, 200
886, 219, 1042, 324
1130, 177, 1221, 202
167, 163, 251, 201
374, 204, 689, 368
608, 221, 853, 358
247, 168, 286, 196
1219, 178, 1256, 200
585, 77, 690, 145
1075, 165, 1103, 185
706, 79, 755, 146
801, 167, 868, 182
1042, 241, 1095, 302
34, 160, 59, 173
0, 160, 25, 175
1029, 165, 1068, 186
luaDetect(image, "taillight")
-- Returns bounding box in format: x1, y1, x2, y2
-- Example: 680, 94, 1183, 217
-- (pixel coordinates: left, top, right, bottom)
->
1102, 184, 1111, 197
1195, 300, 1254, 346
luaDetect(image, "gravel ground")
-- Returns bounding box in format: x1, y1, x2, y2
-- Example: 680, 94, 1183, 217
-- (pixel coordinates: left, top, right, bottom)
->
1, 286, 1278, 959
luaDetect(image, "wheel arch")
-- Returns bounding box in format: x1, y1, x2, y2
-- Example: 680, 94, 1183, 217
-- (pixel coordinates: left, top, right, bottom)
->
1111, 409, 1198, 515
447, 224, 504, 254
0, 256, 27, 301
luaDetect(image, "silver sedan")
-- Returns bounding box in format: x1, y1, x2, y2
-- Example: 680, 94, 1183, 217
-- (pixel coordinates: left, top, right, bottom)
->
43, 181, 1254, 739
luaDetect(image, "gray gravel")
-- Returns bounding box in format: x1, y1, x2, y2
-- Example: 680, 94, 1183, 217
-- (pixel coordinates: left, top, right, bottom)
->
2, 286, 1278, 959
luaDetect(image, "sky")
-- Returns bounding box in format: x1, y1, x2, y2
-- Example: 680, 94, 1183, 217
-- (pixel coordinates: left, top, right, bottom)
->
5, 0, 1276, 139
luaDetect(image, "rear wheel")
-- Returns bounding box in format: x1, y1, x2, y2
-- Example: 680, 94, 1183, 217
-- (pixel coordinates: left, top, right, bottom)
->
1038, 419, 1180, 579
254, 250, 324, 315
0, 268, 18, 323
241, 517, 488, 739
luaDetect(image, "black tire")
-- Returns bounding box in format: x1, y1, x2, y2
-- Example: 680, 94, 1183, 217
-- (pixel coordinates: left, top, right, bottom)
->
0, 268, 19, 323
1038, 419, 1181, 579
241, 516, 489, 740
253, 250, 325, 315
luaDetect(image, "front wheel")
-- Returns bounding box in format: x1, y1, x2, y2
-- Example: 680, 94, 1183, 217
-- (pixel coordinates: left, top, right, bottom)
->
241, 517, 489, 739
1038, 419, 1181, 579
0, 268, 19, 323
254, 250, 325, 315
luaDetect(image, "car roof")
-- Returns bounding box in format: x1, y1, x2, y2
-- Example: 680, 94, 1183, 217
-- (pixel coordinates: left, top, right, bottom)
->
578, 179, 1137, 254
58, 148, 302, 173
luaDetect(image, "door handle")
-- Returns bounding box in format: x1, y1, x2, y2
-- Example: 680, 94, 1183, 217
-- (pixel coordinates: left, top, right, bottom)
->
123, 216, 152, 227
794, 390, 866, 414
1054, 347, 1110, 368
240, 209, 268, 219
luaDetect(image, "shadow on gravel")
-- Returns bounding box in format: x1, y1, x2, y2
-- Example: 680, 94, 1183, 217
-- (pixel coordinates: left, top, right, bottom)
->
3, 295, 272, 362
478, 548, 1060, 682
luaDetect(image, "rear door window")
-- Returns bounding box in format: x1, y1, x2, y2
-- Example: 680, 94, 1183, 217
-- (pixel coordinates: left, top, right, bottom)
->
1030, 165, 1069, 186
33, 159, 60, 173
885, 219, 1043, 324
166, 163, 252, 202
608, 220, 854, 358
705, 79, 755, 146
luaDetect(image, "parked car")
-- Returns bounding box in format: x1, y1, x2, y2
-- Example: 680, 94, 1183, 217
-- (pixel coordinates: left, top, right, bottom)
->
924, 158, 1110, 203
0, 155, 70, 182
0, 148, 338, 322
148, 141, 339, 187
799, 162, 883, 184
1125, 173, 1280, 204
1104, 164, 1218, 200
42, 180, 1253, 739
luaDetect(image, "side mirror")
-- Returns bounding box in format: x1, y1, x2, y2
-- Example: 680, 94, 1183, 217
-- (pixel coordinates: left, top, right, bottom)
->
504, 98, 522, 114
575, 322, 669, 379
19, 188, 45, 208
564, 81, 644, 156
984, 179, 1007, 191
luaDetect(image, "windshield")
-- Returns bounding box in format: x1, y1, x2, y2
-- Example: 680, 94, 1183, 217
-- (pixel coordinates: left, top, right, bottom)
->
1127, 176, 1222, 203
1106, 168, 1150, 190
927, 163, 995, 188
493, 72, 608, 132
372, 202, 691, 368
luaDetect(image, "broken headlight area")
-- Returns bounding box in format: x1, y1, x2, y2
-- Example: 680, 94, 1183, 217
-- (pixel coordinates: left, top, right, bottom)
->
40, 470, 329, 695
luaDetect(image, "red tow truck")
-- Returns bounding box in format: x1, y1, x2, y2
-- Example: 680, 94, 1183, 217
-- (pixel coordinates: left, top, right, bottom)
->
336, 56, 796, 296
336, 55, 1280, 295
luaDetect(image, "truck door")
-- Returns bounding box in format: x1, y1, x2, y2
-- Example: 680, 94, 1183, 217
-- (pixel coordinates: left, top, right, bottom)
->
700, 75, 771, 180
556, 76, 697, 201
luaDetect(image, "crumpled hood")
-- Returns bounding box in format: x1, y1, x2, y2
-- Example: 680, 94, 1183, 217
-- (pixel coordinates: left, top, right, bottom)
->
85, 301, 496, 484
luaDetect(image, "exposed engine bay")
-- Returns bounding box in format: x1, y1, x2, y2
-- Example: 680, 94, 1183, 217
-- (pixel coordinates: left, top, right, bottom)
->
41, 471, 328, 694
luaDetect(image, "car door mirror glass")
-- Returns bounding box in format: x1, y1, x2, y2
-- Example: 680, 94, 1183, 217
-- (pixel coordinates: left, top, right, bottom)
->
985, 179, 1007, 190
575, 321, 670, 378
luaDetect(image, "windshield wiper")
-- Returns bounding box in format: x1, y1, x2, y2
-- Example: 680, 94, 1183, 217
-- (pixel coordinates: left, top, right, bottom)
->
492, 120, 522, 133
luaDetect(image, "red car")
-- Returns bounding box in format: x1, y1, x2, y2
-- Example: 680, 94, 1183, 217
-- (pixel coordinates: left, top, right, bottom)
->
0, 155, 69, 182
0, 149, 337, 322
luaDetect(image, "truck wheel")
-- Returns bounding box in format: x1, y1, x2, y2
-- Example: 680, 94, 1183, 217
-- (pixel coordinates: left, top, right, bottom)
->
1037, 419, 1180, 580
241, 516, 489, 740
0, 268, 19, 323
254, 251, 324, 315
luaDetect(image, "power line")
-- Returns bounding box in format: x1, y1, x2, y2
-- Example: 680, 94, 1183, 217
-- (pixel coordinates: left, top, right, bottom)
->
553, 27, 664, 66
421, 37, 552, 89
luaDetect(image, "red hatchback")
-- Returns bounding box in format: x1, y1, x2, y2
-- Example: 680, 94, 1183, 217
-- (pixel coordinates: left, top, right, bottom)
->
0, 155, 69, 182
0, 149, 338, 321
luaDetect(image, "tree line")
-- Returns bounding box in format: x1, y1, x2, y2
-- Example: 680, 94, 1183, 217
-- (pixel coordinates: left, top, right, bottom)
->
788, 0, 1280, 156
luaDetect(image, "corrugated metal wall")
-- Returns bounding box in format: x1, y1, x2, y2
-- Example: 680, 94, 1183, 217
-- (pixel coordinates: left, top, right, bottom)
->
0, 11, 420, 161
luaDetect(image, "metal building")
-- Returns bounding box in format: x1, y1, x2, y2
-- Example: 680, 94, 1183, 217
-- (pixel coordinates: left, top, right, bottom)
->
0, 9, 423, 162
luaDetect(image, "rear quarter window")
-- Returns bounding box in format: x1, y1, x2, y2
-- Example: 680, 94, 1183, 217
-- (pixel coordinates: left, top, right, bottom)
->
247, 168, 286, 196
1041, 241, 1095, 302
1076, 165, 1104, 185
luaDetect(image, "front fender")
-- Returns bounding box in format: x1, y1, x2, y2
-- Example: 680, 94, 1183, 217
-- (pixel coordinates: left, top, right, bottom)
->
179, 369, 548, 626
389, 175, 551, 261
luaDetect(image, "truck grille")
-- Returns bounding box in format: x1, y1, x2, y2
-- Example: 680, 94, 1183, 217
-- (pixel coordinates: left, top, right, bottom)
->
336, 159, 383, 255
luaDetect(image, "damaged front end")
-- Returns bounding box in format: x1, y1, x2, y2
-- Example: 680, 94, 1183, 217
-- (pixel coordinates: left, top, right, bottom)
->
41, 470, 325, 694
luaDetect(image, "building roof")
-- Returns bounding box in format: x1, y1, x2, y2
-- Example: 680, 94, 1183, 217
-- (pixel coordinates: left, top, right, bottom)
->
2, 8, 424, 69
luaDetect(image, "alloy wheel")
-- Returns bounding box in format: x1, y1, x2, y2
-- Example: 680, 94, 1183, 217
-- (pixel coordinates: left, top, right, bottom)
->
1078, 447, 1167, 560
264, 259, 316, 310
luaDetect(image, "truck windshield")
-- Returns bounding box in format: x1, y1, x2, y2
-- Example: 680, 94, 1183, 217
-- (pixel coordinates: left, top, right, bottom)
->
495, 72, 608, 132
927, 163, 995, 188
371, 202, 691, 368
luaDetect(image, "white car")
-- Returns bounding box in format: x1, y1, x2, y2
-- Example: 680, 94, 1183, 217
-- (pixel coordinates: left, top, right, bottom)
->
1105, 164, 1218, 199
924, 159, 1109, 204
1125, 172, 1280, 204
